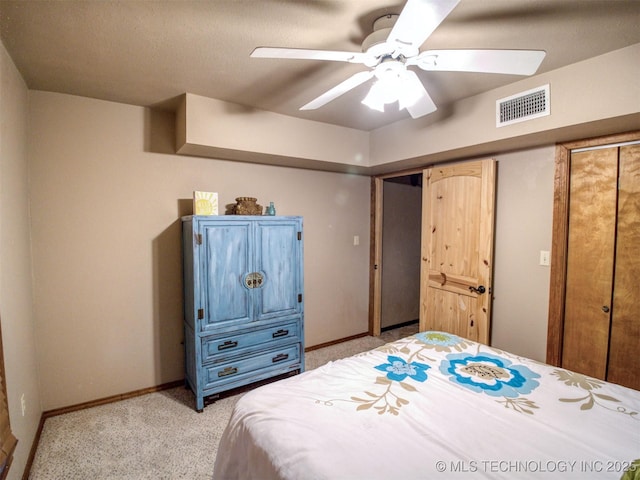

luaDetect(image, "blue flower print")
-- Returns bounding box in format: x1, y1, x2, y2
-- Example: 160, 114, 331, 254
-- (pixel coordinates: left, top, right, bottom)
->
416, 331, 462, 347
440, 352, 540, 398
375, 356, 430, 383
414, 331, 473, 352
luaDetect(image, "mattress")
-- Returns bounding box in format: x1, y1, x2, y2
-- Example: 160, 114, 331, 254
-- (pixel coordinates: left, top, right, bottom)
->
214, 331, 640, 479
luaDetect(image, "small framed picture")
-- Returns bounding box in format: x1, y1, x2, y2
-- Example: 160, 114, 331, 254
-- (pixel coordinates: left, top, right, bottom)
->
193, 191, 218, 215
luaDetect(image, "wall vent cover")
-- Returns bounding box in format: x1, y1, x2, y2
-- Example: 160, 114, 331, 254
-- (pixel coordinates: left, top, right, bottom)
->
496, 84, 550, 127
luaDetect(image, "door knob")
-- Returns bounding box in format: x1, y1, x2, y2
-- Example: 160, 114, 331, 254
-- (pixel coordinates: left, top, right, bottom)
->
469, 285, 486, 295
602, 306, 610, 313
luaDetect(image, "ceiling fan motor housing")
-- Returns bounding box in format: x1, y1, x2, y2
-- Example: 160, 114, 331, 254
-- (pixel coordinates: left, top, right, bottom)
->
361, 14, 399, 60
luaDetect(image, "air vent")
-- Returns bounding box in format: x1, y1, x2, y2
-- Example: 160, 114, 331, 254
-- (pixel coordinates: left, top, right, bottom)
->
496, 84, 550, 127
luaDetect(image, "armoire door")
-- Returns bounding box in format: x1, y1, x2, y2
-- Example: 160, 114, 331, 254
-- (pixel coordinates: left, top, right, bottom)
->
254, 219, 303, 321
419, 159, 496, 344
559, 142, 640, 391
201, 219, 253, 330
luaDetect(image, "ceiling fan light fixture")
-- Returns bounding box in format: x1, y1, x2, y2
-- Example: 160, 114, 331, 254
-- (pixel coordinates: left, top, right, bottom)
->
362, 61, 422, 113
361, 81, 387, 112
365, 78, 400, 111
361, 76, 421, 113
361, 94, 385, 113
398, 82, 422, 110
400, 69, 428, 108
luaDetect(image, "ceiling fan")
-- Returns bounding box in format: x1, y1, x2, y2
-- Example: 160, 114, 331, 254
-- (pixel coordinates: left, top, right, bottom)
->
250, 0, 546, 119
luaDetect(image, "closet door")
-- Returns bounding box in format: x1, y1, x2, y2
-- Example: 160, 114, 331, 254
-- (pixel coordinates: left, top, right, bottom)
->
547, 132, 640, 390
607, 144, 640, 390
561, 148, 618, 379
559, 142, 639, 390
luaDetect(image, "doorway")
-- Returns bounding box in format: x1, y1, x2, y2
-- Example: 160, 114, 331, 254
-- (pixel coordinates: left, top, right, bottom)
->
370, 160, 496, 340
370, 171, 423, 336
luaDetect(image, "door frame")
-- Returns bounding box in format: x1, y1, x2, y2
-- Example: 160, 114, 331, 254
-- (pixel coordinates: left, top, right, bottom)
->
546, 130, 640, 366
369, 168, 425, 336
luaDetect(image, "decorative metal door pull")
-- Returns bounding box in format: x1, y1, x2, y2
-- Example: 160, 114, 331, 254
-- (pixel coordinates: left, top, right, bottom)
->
245, 272, 264, 289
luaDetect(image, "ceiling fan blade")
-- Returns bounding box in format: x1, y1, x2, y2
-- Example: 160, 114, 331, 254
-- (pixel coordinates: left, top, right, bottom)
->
411, 49, 546, 75
251, 47, 370, 64
300, 70, 374, 111
388, 0, 460, 57
401, 70, 437, 119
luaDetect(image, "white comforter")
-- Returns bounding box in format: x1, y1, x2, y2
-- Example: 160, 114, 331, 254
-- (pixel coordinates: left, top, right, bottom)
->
214, 331, 640, 479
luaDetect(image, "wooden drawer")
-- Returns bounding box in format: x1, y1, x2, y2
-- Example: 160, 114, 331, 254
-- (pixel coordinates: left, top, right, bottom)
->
201, 321, 300, 364
203, 343, 300, 391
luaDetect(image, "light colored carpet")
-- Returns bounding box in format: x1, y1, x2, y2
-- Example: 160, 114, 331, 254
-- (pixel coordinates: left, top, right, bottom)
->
29, 325, 417, 479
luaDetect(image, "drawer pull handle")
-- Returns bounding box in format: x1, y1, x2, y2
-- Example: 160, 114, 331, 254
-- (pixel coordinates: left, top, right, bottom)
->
218, 340, 238, 351
218, 366, 238, 377
272, 353, 289, 363
272, 329, 289, 338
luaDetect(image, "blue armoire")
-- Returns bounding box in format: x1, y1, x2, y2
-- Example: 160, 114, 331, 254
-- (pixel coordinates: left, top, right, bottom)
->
182, 215, 304, 411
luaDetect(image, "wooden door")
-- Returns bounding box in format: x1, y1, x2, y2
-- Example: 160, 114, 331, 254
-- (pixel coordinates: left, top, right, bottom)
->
419, 159, 496, 344
607, 144, 640, 390
561, 148, 618, 378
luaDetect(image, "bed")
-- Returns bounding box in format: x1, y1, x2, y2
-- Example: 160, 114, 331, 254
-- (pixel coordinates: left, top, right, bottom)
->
213, 331, 640, 479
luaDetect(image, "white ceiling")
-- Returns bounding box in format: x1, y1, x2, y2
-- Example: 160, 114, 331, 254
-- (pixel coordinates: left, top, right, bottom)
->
1, 0, 639, 132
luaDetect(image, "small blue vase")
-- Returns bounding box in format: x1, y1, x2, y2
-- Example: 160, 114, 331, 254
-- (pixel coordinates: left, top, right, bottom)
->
266, 202, 276, 216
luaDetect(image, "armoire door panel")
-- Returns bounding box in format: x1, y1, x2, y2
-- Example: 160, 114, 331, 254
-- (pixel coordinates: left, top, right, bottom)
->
561, 148, 618, 379
607, 144, 640, 390
420, 159, 495, 344
255, 220, 301, 320
202, 222, 253, 329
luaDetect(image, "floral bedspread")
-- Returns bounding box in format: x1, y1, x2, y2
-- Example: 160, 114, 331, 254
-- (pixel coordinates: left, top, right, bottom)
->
214, 332, 640, 480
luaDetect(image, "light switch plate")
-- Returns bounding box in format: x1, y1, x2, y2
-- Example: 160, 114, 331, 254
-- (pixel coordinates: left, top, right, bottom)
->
539, 250, 550, 266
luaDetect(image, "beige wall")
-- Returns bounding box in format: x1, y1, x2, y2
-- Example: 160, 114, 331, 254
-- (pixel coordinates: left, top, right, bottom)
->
492, 147, 555, 361
370, 43, 640, 169
177, 93, 370, 172
0, 43, 42, 479
27, 91, 371, 410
